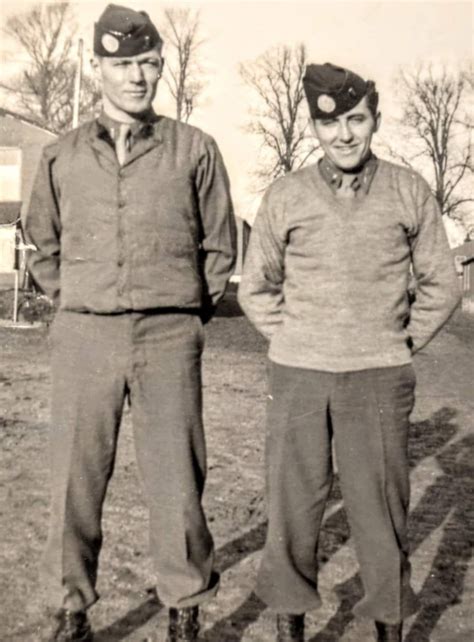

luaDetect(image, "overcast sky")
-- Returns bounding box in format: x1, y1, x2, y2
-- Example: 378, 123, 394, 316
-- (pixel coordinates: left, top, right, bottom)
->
1, 0, 472, 219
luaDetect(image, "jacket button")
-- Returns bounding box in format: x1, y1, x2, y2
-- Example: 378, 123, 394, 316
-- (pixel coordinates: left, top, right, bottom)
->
117, 258, 124, 267
118, 200, 126, 208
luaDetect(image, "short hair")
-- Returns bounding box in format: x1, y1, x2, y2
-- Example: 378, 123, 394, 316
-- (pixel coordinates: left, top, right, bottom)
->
366, 81, 379, 117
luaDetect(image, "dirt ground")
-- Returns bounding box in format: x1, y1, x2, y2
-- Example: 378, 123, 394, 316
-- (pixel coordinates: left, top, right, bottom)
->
0, 297, 473, 642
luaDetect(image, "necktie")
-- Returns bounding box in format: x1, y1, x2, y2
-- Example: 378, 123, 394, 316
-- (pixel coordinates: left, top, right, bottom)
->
338, 175, 358, 199
115, 123, 131, 166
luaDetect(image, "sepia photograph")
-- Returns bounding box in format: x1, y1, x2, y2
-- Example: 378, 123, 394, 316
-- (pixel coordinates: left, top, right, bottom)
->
0, 1, 472, 640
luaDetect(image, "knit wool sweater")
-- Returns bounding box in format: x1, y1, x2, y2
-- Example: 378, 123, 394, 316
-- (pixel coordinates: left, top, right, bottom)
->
238, 158, 460, 372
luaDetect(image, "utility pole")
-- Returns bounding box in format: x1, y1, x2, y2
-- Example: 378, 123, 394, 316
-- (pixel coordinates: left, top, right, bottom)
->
72, 39, 83, 129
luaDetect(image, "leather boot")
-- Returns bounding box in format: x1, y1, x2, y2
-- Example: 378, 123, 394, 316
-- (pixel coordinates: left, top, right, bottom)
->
167, 606, 199, 642
375, 621, 403, 642
276, 613, 305, 642
49, 609, 93, 641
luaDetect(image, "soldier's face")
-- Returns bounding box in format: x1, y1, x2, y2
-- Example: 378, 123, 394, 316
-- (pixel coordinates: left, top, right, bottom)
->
312, 96, 381, 171
96, 47, 163, 120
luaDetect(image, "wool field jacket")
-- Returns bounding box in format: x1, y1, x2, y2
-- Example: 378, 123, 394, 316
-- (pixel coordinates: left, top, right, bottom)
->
23, 114, 237, 315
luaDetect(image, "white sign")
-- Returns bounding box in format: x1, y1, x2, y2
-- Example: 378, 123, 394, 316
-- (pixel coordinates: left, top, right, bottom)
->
0, 148, 22, 202
0, 226, 16, 273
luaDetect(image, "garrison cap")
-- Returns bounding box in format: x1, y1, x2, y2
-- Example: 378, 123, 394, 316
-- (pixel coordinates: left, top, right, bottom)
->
303, 63, 376, 119
94, 4, 162, 57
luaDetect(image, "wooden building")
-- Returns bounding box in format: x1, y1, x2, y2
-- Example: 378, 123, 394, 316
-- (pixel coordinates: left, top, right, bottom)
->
0, 109, 56, 288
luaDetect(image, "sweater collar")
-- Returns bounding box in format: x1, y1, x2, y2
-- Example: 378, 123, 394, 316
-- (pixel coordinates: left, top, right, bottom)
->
319, 152, 378, 194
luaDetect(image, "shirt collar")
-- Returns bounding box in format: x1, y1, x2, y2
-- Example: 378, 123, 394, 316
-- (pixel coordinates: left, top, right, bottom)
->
96, 109, 159, 143
319, 152, 378, 194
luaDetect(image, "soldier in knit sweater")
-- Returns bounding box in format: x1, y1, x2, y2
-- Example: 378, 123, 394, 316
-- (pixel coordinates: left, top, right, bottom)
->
238, 63, 460, 642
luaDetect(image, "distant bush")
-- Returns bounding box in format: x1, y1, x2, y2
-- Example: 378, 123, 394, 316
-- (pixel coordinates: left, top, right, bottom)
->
0, 289, 54, 324
17, 292, 55, 324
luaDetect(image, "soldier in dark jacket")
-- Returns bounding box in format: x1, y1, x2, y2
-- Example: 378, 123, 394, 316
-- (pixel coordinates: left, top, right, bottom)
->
238, 63, 460, 642
23, 5, 236, 641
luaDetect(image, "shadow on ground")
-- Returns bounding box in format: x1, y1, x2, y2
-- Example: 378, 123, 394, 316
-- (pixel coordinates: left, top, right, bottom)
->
93, 406, 473, 641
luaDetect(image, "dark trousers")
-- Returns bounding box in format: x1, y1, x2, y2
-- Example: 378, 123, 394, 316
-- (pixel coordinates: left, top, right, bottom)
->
42, 310, 218, 612
256, 362, 419, 624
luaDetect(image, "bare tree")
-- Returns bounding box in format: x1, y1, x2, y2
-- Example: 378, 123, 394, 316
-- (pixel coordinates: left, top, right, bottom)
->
390, 64, 473, 217
1, 2, 100, 133
239, 44, 318, 188
161, 8, 206, 122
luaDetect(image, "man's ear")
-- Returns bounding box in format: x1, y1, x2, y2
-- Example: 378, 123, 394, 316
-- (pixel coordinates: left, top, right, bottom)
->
374, 111, 382, 133
157, 56, 165, 78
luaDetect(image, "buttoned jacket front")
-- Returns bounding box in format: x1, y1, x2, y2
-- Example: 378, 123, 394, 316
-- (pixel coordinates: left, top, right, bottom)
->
24, 114, 236, 314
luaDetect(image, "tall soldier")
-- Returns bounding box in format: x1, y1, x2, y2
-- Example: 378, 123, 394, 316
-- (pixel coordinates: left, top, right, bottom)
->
23, 5, 236, 641
238, 63, 460, 642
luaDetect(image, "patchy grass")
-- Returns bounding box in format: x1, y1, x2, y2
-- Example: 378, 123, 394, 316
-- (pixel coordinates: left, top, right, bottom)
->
0, 303, 473, 641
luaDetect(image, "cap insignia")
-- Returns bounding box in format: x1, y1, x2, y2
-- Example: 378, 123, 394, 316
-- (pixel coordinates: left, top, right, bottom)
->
348, 86, 356, 97
317, 94, 336, 113
101, 33, 120, 53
